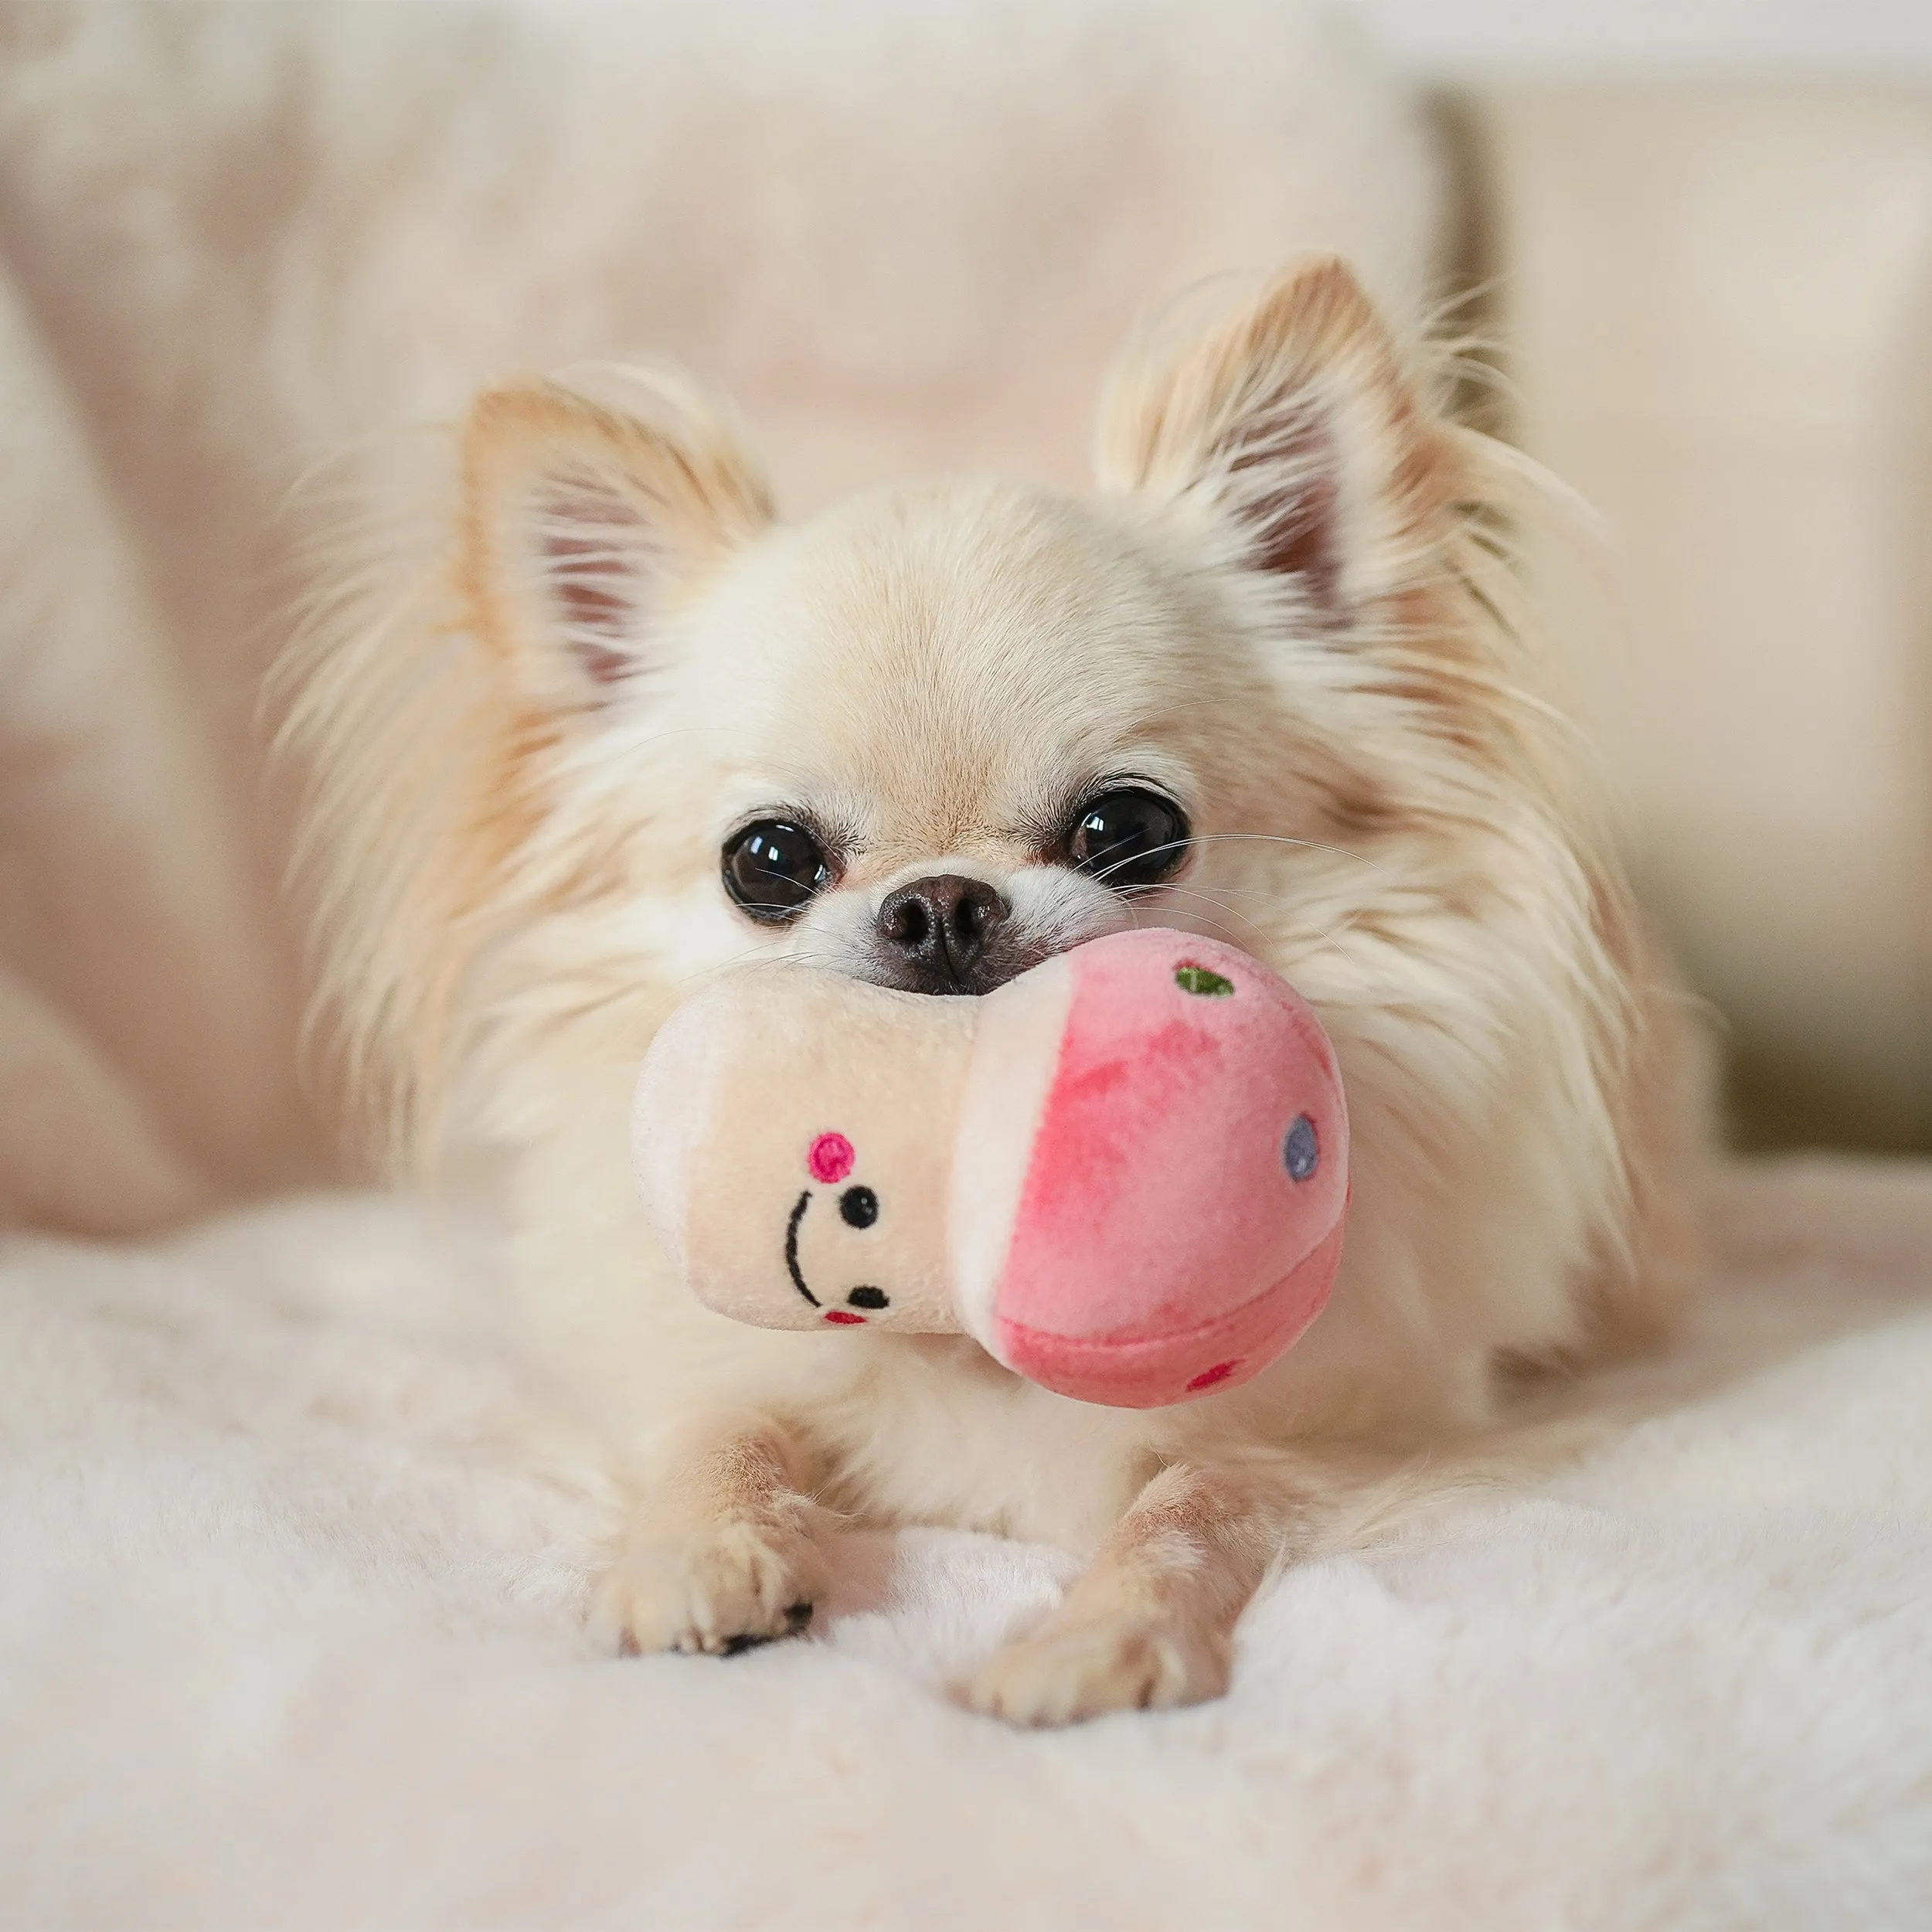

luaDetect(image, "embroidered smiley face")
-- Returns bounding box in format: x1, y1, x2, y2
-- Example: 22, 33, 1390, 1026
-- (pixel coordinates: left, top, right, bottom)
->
785, 1131, 893, 1324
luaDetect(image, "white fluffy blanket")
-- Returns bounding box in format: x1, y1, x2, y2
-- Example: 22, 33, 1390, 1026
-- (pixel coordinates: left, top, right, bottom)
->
5, 1158, 1931, 1929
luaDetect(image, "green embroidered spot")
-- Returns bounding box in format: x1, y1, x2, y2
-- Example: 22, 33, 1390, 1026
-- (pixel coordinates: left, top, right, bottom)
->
1175, 964, 1234, 997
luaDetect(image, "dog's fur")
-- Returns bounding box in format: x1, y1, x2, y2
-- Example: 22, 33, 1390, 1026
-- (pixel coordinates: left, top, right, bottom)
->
291, 255, 1709, 1724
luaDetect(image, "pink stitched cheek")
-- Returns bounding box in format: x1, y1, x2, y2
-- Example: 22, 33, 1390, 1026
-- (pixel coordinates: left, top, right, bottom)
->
808, 1133, 855, 1184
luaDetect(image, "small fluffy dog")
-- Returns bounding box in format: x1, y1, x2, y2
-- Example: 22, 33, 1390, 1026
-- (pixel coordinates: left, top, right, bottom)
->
294, 254, 1707, 1726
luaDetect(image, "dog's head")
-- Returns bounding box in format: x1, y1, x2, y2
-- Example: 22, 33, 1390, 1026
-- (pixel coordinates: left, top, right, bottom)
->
298, 254, 1570, 1164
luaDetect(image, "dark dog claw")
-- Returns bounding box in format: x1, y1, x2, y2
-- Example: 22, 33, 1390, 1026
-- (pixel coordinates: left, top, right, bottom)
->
720, 1602, 815, 1656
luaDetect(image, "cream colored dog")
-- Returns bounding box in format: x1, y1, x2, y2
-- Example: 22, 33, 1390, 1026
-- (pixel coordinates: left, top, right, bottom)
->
294, 253, 1708, 1726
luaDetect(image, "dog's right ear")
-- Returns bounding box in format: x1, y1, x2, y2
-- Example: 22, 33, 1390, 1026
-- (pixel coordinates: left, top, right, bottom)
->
458, 377, 774, 715
1094, 256, 1451, 635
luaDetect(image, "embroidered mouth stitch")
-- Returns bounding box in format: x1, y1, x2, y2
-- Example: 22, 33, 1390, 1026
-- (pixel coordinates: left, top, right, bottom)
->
784, 1191, 820, 1309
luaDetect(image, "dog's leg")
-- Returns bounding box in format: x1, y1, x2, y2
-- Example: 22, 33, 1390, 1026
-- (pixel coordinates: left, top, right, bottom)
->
590, 1415, 835, 1658
963, 1461, 1289, 1726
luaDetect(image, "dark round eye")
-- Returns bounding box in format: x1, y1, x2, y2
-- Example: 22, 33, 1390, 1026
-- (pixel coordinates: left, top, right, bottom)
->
839, 1186, 878, 1229
1063, 787, 1190, 889
721, 819, 832, 922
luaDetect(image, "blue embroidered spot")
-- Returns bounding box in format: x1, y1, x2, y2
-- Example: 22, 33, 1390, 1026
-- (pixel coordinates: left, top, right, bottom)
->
1284, 1114, 1320, 1182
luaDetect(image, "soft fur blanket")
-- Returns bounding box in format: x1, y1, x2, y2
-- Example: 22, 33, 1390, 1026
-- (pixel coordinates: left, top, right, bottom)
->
4, 1158, 1930, 1928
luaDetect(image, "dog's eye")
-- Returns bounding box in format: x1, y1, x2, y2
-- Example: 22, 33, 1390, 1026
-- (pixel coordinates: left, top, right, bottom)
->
1063, 787, 1190, 889
721, 819, 832, 921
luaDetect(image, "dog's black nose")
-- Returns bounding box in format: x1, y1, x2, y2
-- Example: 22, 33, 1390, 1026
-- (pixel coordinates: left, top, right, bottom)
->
876, 876, 1011, 994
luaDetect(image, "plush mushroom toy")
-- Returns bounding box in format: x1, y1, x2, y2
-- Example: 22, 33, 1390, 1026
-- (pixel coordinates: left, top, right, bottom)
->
631, 928, 1349, 1409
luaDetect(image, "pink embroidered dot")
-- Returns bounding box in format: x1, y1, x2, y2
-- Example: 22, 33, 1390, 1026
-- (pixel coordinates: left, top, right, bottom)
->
1186, 1359, 1240, 1392
808, 1132, 855, 1185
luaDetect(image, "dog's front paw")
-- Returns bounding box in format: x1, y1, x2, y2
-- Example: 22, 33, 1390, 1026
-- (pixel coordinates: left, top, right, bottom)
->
590, 1517, 829, 1658
961, 1608, 1233, 1726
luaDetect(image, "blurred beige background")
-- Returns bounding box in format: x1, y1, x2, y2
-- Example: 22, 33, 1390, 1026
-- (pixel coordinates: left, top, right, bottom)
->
1351, 1, 1932, 1150
1350, 0, 1932, 74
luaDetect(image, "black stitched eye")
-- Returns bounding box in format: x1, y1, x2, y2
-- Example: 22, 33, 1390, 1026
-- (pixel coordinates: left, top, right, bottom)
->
1063, 787, 1190, 889
839, 1186, 878, 1229
721, 820, 832, 922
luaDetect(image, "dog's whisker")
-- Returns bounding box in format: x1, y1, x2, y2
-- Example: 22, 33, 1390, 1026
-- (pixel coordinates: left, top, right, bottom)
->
1117, 887, 1258, 951
519, 941, 796, 1032
1092, 830, 1392, 892
1119, 883, 1270, 947
1189, 834, 1398, 886
1121, 878, 1374, 965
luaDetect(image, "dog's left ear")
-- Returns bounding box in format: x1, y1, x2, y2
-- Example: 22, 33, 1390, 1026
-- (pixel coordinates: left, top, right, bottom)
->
458, 376, 774, 714
1095, 255, 1451, 629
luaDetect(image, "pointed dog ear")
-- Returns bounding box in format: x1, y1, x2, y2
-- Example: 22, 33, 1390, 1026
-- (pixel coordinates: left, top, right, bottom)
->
458, 375, 774, 713
1094, 254, 1453, 628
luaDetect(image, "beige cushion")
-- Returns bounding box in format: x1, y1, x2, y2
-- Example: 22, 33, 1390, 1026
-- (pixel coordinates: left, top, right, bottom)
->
1476, 81, 1932, 1145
